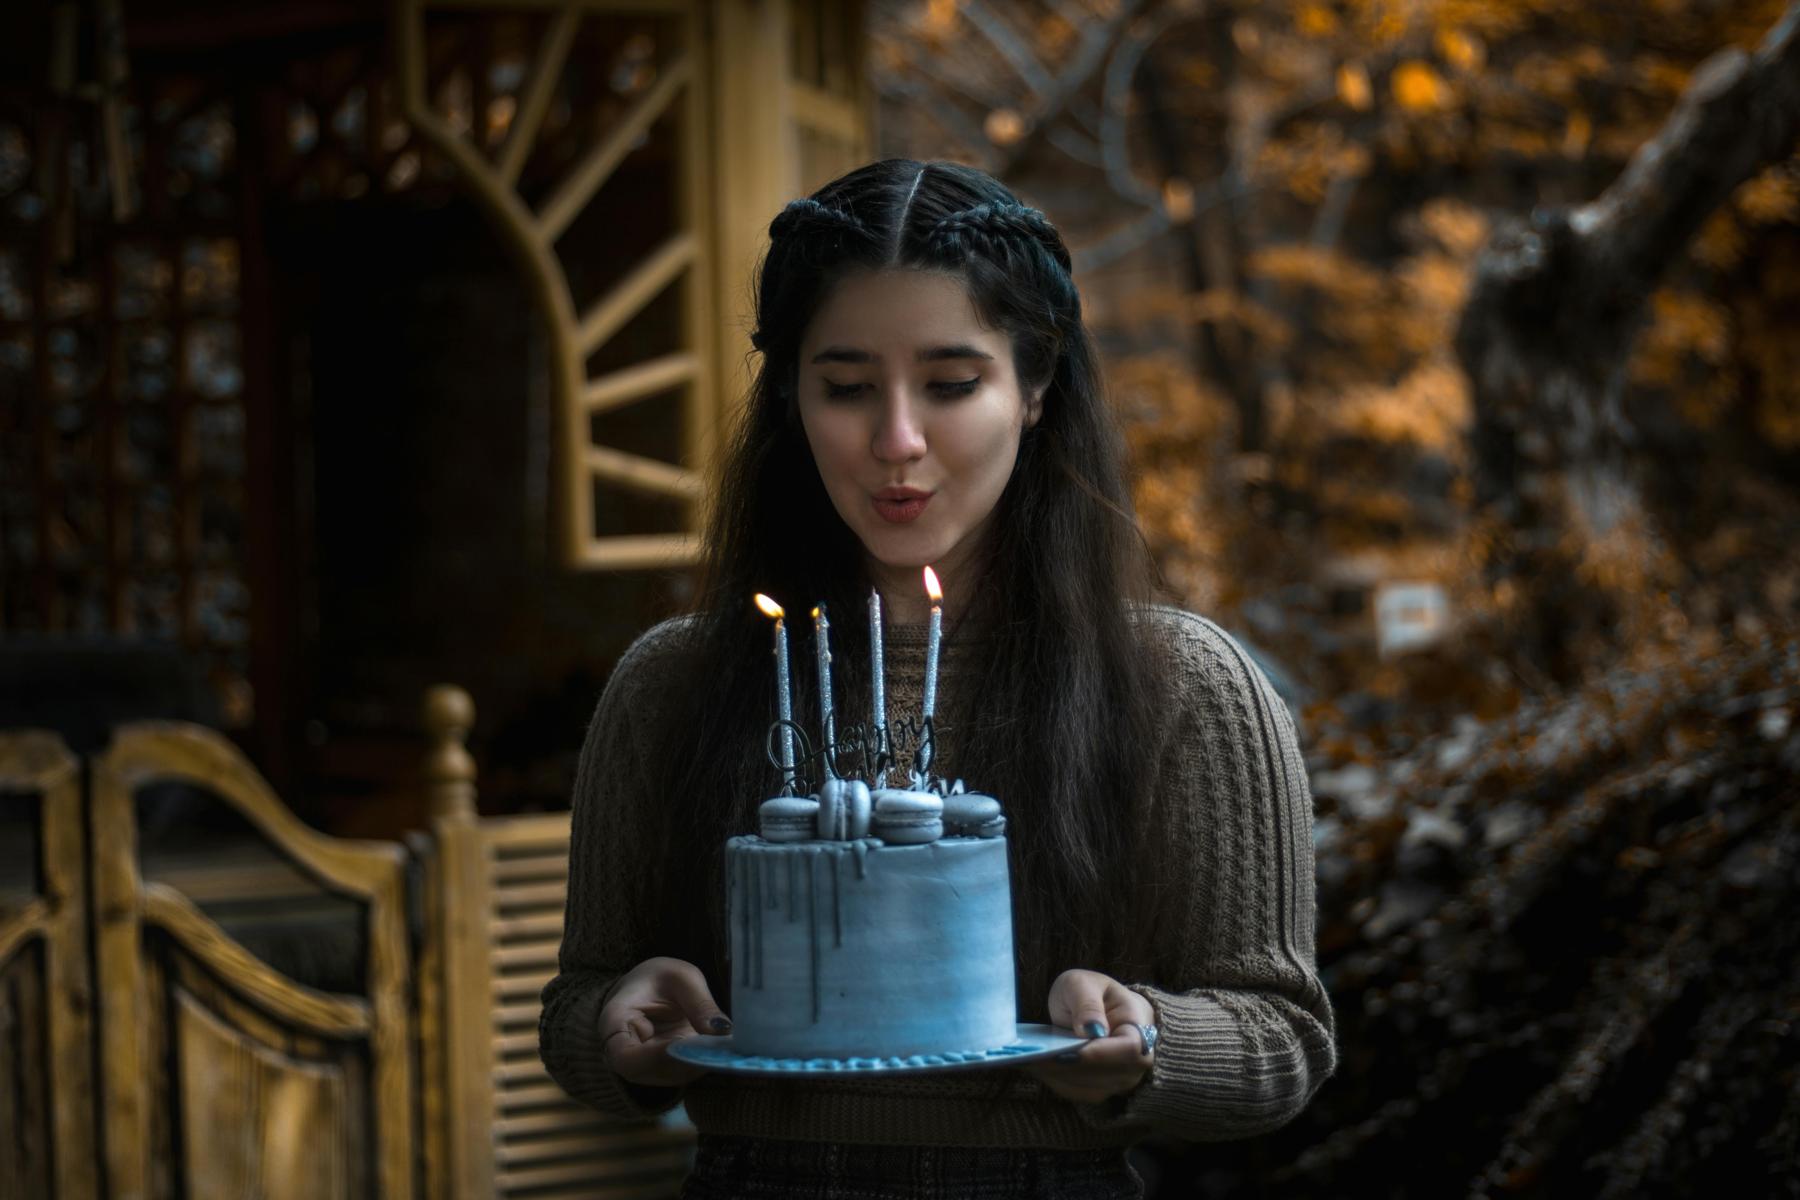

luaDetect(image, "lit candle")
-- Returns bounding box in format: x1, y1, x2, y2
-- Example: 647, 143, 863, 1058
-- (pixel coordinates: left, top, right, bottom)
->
812, 603, 837, 780
869, 588, 886, 787
754, 594, 796, 793
920, 566, 943, 775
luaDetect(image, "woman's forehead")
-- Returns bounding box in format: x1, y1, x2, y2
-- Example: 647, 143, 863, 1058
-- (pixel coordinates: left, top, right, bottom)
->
803, 268, 1005, 355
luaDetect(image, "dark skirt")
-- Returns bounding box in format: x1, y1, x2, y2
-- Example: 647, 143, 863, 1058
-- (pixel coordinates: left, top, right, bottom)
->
678, 1134, 1145, 1200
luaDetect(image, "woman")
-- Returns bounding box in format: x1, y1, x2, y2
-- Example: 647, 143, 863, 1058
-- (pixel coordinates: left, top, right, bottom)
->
540, 160, 1335, 1197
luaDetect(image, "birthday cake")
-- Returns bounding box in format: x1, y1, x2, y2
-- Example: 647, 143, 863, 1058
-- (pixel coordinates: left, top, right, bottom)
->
723, 584, 1020, 1063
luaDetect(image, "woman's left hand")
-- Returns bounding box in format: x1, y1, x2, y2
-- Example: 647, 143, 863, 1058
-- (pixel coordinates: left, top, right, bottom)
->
1023, 969, 1157, 1104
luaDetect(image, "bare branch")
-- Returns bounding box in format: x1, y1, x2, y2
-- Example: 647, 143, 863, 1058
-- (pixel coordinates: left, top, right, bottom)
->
871, 73, 994, 168
996, 0, 1154, 179
1573, 0, 1800, 298
961, 0, 1056, 98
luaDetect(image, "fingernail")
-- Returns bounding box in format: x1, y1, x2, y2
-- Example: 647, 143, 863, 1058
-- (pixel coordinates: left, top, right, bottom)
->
710, 1016, 732, 1034
1084, 1020, 1107, 1039
1056, 1050, 1081, 1063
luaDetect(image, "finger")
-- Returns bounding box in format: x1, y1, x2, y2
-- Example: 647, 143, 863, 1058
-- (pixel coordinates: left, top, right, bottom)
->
1101, 979, 1155, 1029
1053, 1030, 1147, 1069
657, 961, 733, 1036
1066, 977, 1110, 1040
1095, 1025, 1155, 1062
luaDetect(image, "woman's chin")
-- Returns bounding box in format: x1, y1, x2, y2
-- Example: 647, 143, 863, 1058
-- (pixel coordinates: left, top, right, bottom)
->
858, 530, 943, 574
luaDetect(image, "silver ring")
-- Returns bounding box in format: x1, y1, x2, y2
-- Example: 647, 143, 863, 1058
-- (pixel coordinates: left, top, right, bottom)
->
1120, 1021, 1158, 1057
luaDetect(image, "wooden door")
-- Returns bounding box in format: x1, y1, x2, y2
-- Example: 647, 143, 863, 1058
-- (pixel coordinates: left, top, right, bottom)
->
0, 731, 99, 1200
91, 724, 414, 1200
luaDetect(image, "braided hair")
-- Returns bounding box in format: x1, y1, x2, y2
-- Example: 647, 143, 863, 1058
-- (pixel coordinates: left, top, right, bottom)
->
638, 160, 1167, 1008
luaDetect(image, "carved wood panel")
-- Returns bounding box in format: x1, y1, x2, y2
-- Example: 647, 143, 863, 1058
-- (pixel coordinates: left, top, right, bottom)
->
92, 724, 413, 1200
0, 730, 98, 1200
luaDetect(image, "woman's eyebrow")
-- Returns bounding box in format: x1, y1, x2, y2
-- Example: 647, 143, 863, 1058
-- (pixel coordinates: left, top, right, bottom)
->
809, 344, 995, 364
919, 344, 994, 363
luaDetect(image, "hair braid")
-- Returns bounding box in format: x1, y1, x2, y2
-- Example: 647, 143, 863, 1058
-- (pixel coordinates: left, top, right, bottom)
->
926, 202, 1073, 274
768, 197, 872, 246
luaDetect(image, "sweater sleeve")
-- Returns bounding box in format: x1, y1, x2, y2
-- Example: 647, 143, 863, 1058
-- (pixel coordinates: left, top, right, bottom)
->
538, 621, 690, 1120
1081, 610, 1337, 1141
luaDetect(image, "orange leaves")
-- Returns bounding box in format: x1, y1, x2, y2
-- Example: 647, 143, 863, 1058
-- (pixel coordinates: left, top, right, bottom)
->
983, 108, 1025, 147
1251, 243, 1386, 302
1255, 124, 1373, 202
1297, 3, 1340, 39
1338, 63, 1374, 111
1161, 178, 1196, 224
1735, 166, 1800, 226
1436, 28, 1486, 72
1184, 288, 1294, 350
1392, 61, 1452, 112
1414, 197, 1490, 258
1629, 290, 1737, 429
918, 0, 959, 41
1112, 353, 1234, 452
1328, 364, 1473, 453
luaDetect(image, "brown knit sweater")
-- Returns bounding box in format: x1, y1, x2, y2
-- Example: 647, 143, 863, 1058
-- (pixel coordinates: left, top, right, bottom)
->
539, 606, 1336, 1148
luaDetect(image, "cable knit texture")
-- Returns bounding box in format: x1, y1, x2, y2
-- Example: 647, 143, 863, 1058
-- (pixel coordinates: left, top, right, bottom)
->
539, 606, 1336, 1148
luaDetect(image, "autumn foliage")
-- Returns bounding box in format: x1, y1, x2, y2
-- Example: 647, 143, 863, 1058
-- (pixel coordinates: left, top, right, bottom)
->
876, 1, 1800, 1194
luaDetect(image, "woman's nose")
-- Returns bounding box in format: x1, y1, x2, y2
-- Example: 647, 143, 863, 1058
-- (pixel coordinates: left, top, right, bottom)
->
870, 393, 927, 463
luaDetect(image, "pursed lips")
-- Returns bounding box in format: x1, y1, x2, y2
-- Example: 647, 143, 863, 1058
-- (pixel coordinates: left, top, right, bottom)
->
871, 486, 933, 524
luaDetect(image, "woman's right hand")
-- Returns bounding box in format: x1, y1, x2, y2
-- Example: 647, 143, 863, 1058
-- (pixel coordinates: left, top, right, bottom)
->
598, 956, 730, 1087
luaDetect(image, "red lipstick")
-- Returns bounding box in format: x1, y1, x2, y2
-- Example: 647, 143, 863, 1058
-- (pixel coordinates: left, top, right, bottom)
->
872, 487, 932, 524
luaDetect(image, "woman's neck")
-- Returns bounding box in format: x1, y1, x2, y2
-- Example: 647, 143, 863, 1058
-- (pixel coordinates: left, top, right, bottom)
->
867, 555, 986, 625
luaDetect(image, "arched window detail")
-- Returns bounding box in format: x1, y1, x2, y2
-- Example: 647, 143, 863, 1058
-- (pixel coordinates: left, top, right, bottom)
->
396, 0, 714, 570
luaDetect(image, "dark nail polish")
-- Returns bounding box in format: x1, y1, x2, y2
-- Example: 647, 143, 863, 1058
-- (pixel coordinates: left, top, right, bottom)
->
1084, 1020, 1107, 1039
710, 1016, 733, 1034
1056, 1050, 1081, 1063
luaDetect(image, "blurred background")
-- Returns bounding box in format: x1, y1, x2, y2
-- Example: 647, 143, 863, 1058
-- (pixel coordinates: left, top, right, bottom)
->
1, 1, 1796, 1197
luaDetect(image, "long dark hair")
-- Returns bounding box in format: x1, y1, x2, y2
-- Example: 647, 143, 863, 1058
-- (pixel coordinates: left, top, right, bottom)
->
637, 159, 1167, 1010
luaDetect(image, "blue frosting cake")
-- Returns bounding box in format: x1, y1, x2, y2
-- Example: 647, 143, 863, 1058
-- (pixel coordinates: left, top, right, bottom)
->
726, 784, 1016, 1060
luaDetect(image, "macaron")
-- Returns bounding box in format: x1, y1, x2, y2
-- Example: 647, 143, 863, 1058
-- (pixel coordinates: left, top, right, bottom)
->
845, 779, 873, 840
942, 791, 1003, 838
871, 789, 944, 845
817, 778, 848, 840
759, 796, 819, 843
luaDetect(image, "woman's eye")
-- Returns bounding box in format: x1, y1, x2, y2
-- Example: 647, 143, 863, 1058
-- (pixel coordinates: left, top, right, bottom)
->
823, 380, 867, 399
930, 378, 980, 398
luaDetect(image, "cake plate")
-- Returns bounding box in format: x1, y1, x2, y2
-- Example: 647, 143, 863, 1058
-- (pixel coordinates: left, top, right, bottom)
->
667, 1023, 1091, 1077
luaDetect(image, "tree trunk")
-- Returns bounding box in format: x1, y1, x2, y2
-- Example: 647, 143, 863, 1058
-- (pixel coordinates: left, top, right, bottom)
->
1454, 2, 1800, 680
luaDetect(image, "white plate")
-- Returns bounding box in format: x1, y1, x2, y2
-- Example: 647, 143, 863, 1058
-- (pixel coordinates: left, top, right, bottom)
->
666, 1023, 1092, 1077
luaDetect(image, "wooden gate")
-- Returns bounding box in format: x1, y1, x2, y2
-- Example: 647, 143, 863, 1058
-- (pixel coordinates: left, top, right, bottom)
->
91, 724, 414, 1200
416, 686, 694, 1200
0, 732, 100, 1200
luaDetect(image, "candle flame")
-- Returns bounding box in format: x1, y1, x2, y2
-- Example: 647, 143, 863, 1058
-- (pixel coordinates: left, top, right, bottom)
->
923, 565, 942, 604
811, 606, 822, 619
754, 593, 784, 619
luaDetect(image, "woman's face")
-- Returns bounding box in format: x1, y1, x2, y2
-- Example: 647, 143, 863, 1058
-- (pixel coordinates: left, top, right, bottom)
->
796, 268, 1041, 597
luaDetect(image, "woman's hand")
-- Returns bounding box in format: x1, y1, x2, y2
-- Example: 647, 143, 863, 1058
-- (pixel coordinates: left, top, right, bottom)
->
1023, 969, 1157, 1104
598, 956, 730, 1087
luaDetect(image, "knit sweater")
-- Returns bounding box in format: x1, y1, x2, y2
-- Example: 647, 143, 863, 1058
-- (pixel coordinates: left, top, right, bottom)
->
539, 606, 1336, 1148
